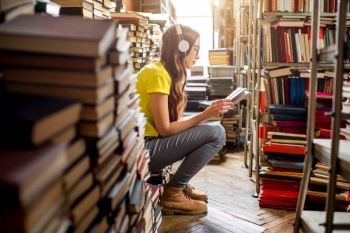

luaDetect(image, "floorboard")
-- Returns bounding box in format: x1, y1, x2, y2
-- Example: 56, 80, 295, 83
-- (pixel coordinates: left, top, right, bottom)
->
158, 148, 298, 233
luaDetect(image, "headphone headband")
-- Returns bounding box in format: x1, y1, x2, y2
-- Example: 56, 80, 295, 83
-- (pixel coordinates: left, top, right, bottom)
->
174, 23, 189, 53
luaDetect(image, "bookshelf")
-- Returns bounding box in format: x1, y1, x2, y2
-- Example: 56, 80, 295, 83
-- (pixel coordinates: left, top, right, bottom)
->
138, 0, 176, 24
293, 0, 350, 232
250, 0, 350, 200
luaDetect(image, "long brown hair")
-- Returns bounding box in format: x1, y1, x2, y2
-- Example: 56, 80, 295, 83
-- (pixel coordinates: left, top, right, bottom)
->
161, 24, 200, 122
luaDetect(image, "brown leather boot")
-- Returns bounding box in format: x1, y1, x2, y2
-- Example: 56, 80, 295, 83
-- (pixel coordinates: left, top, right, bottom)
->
160, 186, 207, 215
168, 173, 208, 202
183, 184, 208, 202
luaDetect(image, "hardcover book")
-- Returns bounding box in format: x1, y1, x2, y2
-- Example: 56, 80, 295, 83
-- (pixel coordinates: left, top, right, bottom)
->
0, 94, 81, 147
0, 143, 67, 209
0, 14, 116, 57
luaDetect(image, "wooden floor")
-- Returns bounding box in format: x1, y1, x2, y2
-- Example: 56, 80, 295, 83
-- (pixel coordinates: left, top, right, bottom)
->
158, 148, 297, 233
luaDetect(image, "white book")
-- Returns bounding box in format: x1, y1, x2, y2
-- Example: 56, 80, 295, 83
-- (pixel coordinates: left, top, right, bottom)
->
295, 33, 301, 62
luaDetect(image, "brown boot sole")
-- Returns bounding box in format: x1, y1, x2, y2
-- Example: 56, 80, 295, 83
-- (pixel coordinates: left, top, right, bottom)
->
162, 208, 207, 215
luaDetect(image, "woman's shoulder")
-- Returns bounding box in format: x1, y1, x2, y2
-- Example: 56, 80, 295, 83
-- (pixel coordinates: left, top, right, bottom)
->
139, 61, 168, 77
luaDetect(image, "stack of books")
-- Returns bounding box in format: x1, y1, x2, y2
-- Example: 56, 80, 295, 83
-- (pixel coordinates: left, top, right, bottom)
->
222, 111, 240, 148
0, 0, 34, 23
0, 94, 82, 233
0, 14, 119, 232
259, 132, 306, 210
268, 104, 308, 134
111, 12, 150, 73
185, 65, 210, 112
0, 14, 156, 233
207, 65, 235, 99
208, 48, 229, 65
307, 162, 350, 210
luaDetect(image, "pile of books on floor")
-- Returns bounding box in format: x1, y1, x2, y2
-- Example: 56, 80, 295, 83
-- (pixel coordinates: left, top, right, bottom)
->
0, 0, 34, 23
0, 14, 156, 233
307, 162, 350, 211
258, 132, 306, 210
222, 108, 240, 148
207, 65, 235, 99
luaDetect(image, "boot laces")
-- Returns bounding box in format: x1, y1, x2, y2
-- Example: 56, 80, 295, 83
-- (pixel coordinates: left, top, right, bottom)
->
184, 184, 195, 194
182, 189, 191, 201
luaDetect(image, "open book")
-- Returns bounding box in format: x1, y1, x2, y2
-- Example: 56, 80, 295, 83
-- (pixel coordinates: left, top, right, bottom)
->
198, 87, 250, 109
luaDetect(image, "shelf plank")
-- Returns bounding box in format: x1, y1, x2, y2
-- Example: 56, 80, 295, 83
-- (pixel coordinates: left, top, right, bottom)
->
313, 139, 350, 182
263, 12, 350, 17
301, 211, 350, 232
261, 62, 350, 70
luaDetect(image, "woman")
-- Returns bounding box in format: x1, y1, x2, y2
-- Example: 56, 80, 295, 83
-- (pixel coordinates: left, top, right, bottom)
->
136, 24, 232, 215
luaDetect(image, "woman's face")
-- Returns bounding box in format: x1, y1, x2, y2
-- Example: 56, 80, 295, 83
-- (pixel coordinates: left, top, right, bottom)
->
184, 37, 200, 69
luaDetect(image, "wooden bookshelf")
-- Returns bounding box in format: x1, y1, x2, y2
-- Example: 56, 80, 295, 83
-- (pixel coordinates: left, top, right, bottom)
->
293, 0, 350, 232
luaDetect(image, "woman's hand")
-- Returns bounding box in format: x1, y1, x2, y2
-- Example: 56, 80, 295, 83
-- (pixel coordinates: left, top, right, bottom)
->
203, 99, 233, 119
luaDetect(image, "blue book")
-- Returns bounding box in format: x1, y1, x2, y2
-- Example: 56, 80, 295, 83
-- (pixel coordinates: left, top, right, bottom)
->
269, 104, 307, 115
268, 160, 305, 169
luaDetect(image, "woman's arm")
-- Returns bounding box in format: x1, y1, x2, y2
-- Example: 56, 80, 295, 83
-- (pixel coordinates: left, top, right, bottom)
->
151, 92, 232, 137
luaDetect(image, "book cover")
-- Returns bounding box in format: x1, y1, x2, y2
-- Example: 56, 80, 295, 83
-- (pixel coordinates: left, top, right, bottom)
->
269, 104, 307, 115
0, 94, 81, 147
0, 14, 117, 57
262, 143, 306, 155
0, 50, 107, 70
0, 143, 67, 209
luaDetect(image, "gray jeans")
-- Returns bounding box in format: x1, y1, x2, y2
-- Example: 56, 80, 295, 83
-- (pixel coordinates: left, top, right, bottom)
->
144, 122, 226, 188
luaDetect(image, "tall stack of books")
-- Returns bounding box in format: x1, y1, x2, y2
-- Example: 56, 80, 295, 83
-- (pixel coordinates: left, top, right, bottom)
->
111, 11, 149, 73
0, 14, 121, 232
0, 94, 82, 233
259, 132, 306, 210
0, 0, 34, 23
0, 14, 157, 232
208, 48, 229, 65
207, 65, 235, 99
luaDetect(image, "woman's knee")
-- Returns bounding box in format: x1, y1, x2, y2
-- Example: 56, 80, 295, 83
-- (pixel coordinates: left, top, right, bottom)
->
200, 122, 226, 144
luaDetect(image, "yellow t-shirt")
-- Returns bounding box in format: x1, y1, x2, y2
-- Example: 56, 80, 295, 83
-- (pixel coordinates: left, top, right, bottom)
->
136, 61, 171, 137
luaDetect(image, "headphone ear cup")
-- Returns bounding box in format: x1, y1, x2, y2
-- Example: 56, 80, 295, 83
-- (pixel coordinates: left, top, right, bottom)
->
178, 40, 189, 52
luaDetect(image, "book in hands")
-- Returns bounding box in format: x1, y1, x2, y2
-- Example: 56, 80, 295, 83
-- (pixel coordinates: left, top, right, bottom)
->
198, 87, 250, 108
225, 87, 250, 103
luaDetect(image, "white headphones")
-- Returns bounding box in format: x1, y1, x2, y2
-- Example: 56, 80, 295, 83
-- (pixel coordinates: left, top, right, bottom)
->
174, 24, 189, 53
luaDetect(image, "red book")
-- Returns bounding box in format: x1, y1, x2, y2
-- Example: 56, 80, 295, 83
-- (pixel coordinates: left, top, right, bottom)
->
271, 120, 307, 127
315, 109, 331, 116
263, 144, 306, 155
268, 167, 303, 173
314, 129, 346, 139
315, 116, 332, 123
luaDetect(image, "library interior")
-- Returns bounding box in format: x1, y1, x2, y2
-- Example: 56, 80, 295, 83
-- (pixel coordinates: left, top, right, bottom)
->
0, 0, 350, 232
